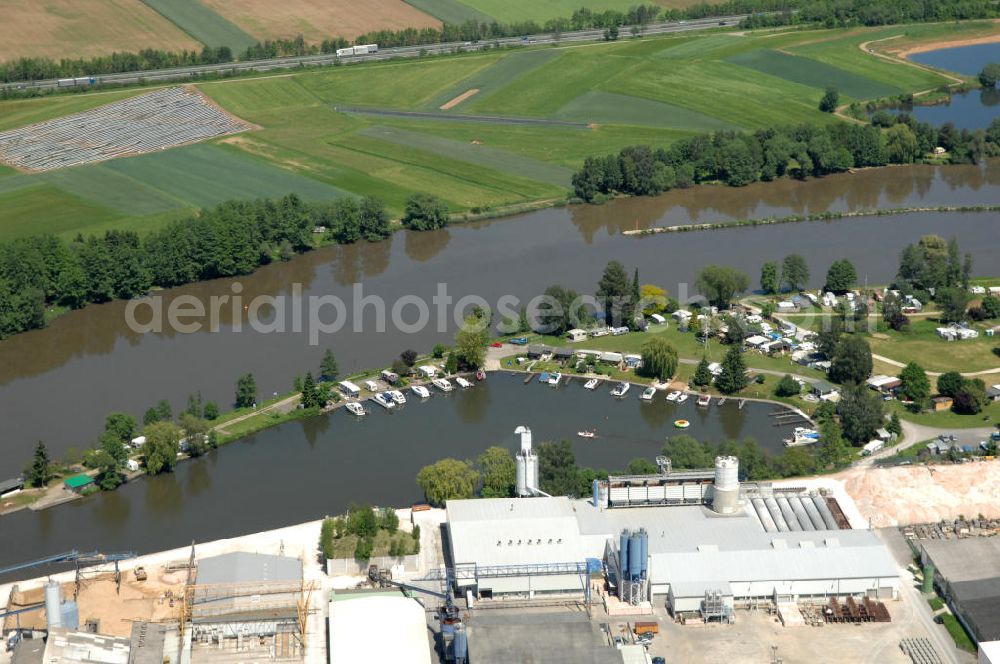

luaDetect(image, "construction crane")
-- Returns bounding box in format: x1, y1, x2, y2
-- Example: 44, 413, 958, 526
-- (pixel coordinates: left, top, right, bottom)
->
0, 550, 138, 596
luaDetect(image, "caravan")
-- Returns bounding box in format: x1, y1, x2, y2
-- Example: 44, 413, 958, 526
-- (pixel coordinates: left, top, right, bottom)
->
338, 381, 361, 399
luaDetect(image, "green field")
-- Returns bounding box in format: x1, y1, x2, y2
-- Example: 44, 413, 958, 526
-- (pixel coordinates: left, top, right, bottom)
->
405, 0, 704, 24
0, 23, 969, 240
139, 0, 257, 52
402, 0, 492, 24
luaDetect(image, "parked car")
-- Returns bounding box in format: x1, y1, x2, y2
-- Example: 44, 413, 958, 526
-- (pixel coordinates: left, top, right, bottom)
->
509, 337, 528, 345
490, 342, 503, 348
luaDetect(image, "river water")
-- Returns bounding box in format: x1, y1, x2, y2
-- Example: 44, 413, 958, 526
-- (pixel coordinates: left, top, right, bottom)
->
903, 42, 1000, 129
1, 163, 999, 473
0, 376, 798, 574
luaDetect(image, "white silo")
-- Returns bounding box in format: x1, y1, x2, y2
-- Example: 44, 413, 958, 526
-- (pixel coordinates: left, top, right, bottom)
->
515, 426, 538, 496
712, 456, 740, 514
45, 580, 63, 629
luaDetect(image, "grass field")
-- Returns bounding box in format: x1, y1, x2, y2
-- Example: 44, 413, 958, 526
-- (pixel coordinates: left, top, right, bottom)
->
0, 0, 200, 61
139, 0, 258, 52
401, 0, 494, 24
0, 23, 970, 240
201, 0, 440, 43
405, 0, 715, 24
866, 318, 999, 373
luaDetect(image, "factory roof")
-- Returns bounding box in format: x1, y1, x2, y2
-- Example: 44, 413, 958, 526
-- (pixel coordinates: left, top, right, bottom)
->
196, 551, 301, 586
41, 629, 130, 664
128, 623, 167, 664
921, 538, 1000, 583
328, 596, 431, 664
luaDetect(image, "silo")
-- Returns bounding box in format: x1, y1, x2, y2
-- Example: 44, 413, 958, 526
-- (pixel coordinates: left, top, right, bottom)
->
516, 457, 527, 497
639, 529, 648, 578
619, 531, 630, 579
453, 624, 468, 664
712, 456, 740, 514
811, 494, 840, 530
752, 497, 777, 532
788, 496, 814, 531
45, 580, 62, 629
514, 425, 538, 497
764, 497, 789, 532
776, 496, 802, 531
628, 532, 642, 581
802, 495, 827, 530
592, 480, 608, 509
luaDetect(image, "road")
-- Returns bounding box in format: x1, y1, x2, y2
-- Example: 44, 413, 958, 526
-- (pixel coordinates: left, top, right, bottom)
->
1, 17, 750, 92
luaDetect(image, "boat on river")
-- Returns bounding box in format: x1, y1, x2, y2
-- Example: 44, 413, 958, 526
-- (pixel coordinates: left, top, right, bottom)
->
578, 430, 596, 439
698, 394, 712, 407
455, 376, 473, 389
666, 391, 681, 402
410, 385, 431, 399
372, 393, 395, 409
784, 427, 821, 447
345, 402, 366, 417
476, 370, 486, 381
548, 372, 562, 386
389, 390, 406, 405
584, 378, 599, 390
611, 382, 630, 398
432, 378, 454, 392
640, 387, 656, 401
676, 393, 689, 404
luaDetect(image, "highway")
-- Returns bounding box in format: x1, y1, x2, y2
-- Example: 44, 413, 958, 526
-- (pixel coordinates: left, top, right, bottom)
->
1, 16, 750, 92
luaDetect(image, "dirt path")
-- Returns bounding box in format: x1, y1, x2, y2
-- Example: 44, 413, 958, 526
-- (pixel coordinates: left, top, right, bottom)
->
213, 393, 301, 435
439, 88, 479, 110
858, 35, 964, 85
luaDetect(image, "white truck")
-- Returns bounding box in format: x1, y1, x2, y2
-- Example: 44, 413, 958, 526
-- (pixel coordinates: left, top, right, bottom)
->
353, 44, 378, 55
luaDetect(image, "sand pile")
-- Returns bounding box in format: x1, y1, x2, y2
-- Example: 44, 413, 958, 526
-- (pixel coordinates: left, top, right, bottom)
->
843, 462, 1000, 527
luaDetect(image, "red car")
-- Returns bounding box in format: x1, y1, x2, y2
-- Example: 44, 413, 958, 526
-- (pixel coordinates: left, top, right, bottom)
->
490, 342, 504, 348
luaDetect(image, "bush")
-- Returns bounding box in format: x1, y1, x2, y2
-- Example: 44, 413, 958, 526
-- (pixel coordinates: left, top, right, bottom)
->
774, 374, 801, 397
354, 537, 373, 561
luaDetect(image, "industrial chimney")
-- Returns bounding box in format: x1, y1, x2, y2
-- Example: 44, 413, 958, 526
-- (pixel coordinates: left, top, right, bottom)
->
515, 426, 538, 497
712, 456, 740, 514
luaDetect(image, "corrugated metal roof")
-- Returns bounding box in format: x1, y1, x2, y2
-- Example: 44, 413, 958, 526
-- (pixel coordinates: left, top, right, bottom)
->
196, 552, 301, 586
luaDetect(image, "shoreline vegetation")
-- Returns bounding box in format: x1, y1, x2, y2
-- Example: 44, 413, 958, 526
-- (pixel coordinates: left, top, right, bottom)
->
623, 204, 1000, 235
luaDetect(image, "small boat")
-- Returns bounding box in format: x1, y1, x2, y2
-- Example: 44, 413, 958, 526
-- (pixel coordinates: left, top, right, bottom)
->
611, 382, 630, 398
372, 392, 395, 409
577, 430, 596, 439
389, 390, 406, 405
455, 376, 473, 389
666, 391, 681, 402
674, 419, 690, 429
716, 397, 726, 406
432, 378, 454, 392
475, 370, 486, 381
584, 378, 599, 390
676, 393, 689, 404
640, 386, 656, 401
697, 394, 712, 407
538, 372, 550, 384
783, 427, 821, 447
345, 402, 366, 416
410, 385, 431, 399
548, 372, 562, 386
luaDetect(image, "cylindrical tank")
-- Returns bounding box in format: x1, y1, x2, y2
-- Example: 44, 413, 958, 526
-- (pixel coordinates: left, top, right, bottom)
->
752, 498, 777, 532
592, 480, 609, 509
811, 494, 839, 530
45, 580, 62, 629
802, 495, 827, 530
619, 531, 630, 579
788, 496, 814, 531
526, 454, 538, 493
515, 456, 527, 497
776, 496, 802, 532
453, 624, 468, 663
628, 532, 642, 580
764, 497, 789, 532
714, 456, 739, 489
515, 425, 532, 453
639, 529, 648, 577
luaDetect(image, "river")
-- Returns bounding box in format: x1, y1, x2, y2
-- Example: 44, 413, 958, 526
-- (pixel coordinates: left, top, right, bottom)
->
0, 163, 999, 473
0, 375, 799, 575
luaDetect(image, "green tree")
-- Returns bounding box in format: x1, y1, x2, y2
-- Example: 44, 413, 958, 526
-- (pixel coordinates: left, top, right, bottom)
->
103, 412, 136, 443
625, 458, 659, 475
301, 371, 318, 409
774, 374, 801, 397
760, 261, 779, 295
401, 349, 418, 367
92, 449, 124, 491
639, 284, 668, 315
716, 346, 748, 394
979, 63, 1000, 88
359, 196, 391, 241
781, 254, 810, 292
537, 440, 583, 496
203, 402, 219, 420
817, 417, 850, 468
936, 371, 964, 398
639, 337, 678, 381
885, 124, 920, 163
898, 362, 930, 407
401, 193, 450, 231
537, 284, 587, 335
99, 431, 129, 468
828, 335, 872, 385
596, 260, 631, 326
155, 399, 173, 422
320, 349, 339, 381
143, 421, 181, 475
936, 287, 969, 324
819, 87, 839, 113
185, 392, 203, 418
837, 382, 884, 445
455, 314, 489, 369
478, 446, 516, 498
27, 441, 52, 488
824, 259, 857, 294
775, 447, 817, 477
953, 378, 987, 415
143, 407, 160, 426
695, 265, 749, 309
662, 435, 713, 469
982, 296, 1000, 319
887, 411, 902, 437
416, 458, 479, 506
691, 357, 713, 387
235, 373, 256, 408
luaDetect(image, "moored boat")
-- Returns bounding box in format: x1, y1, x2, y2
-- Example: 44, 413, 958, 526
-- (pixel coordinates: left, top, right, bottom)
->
697, 394, 712, 407
611, 382, 630, 398
666, 391, 681, 402
676, 393, 689, 404
410, 385, 431, 399
372, 392, 395, 409
455, 376, 473, 388
432, 378, 454, 392
640, 386, 656, 401
345, 402, 366, 416
389, 390, 406, 405
584, 378, 599, 390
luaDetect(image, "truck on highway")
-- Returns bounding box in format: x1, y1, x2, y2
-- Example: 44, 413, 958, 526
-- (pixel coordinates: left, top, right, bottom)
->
353, 44, 378, 55
57, 76, 96, 88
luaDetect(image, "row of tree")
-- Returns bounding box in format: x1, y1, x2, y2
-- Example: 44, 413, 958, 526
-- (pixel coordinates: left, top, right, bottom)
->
572, 120, 998, 202
0, 46, 234, 84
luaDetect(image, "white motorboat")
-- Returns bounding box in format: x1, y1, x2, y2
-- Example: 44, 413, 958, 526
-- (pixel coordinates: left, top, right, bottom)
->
610, 382, 630, 398
698, 394, 712, 407
578, 430, 596, 439
548, 372, 562, 386
411, 385, 431, 399
345, 402, 366, 416
432, 378, 454, 392
783, 427, 821, 447
666, 391, 681, 402
676, 393, 689, 404
372, 392, 395, 409
455, 376, 473, 389
584, 378, 599, 390
389, 390, 406, 405
640, 386, 656, 401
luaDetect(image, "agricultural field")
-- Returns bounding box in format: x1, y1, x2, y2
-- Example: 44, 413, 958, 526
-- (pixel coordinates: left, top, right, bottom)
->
139, 0, 258, 53
0, 0, 199, 61
404, 0, 714, 24
200, 0, 441, 43
0, 22, 972, 241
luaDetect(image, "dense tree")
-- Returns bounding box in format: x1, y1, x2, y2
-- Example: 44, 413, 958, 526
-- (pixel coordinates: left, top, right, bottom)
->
103, 413, 136, 444
774, 374, 801, 397
887, 411, 902, 437
819, 87, 839, 113
93, 449, 124, 491
817, 417, 850, 467
639, 284, 668, 315
936, 371, 965, 398
455, 314, 489, 369
897, 234, 958, 292
27, 441, 52, 488
143, 421, 181, 475
537, 284, 587, 334
816, 316, 843, 358
639, 337, 678, 381
596, 260, 632, 326
982, 296, 1000, 319
301, 372, 319, 409
837, 382, 884, 445
661, 435, 713, 469
416, 458, 479, 506
234, 373, 257, 408
825, 259, 857, 294
898, 362, 931, 407
936, 287, 969, 323
203, 402, 219, 420
400, 349, 418, 367
828, 335, 872, 384
320, 349, 339, 381
537, 440, 583, 496
953, 378, 987, 414
760, 261, 779, 295
781, 254, 810, 292
478, 446, 516, 498
716, 346, 748, 394
695, 265, 748, 309
979, 63, 1000, 88
359, 196, 391, 242
691, 357, 713, 387
401, 193, 450, 231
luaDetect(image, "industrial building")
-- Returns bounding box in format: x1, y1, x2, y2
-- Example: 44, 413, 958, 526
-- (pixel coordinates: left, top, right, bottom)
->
327, 593, 432, 664
921, 538, 1000, 645
448, 431, 899, 617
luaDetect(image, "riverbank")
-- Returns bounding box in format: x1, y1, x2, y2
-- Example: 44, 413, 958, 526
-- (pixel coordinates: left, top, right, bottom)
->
895, 26, 1000, 58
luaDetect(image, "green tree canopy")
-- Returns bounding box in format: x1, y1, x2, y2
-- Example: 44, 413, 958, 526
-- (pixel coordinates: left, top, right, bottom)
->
979, 63, 1000, 88
27, 441, 52, 488
455, 314, 489, 369
828, 335, 872, 385
661, 435, 713, 469
819, 87, 839, 113
781, 254, 810, 292
898, 362, 930, 406
143, 421, 181, 475
936, 371, 964, 397
320, 349, 339, 381
103, 413, 136, 443
953, 378, 987, 415
639, 337, 678, 381
478, 446, 516, 498
596, 260, 632, 326
824, 259, 857, 294
936, 287, 969, 324
235, 372, 257, 408
760, 261, 779, 295
716, 346, 749, 394
691, 357, 713, 387
401, 193, 450, 231
416, 459, 479, 506
695, 265, 749, 309
774, 374, 801, 397
537, 440, 583, 496
837, 382, 884, 445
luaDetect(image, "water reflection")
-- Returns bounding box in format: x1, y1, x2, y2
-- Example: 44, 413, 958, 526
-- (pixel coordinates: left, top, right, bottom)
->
405, 228, 452, 263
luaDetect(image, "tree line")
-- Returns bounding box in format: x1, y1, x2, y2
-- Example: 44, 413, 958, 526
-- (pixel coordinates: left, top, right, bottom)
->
0, 46, 234, 85
572, 119, 1000, 202
743, 0, 995, 28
